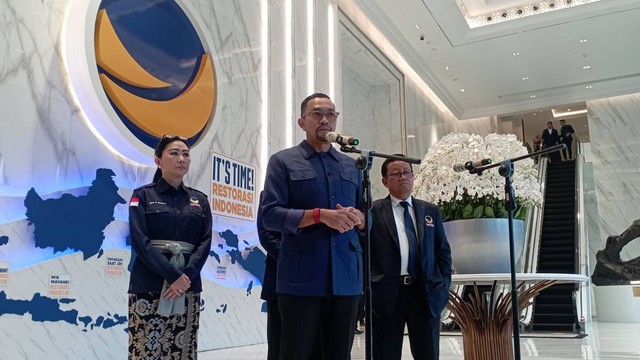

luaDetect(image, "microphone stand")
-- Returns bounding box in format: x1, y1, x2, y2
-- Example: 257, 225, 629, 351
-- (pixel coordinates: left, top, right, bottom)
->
467, 143, 565, 360
338, 145, 420, 360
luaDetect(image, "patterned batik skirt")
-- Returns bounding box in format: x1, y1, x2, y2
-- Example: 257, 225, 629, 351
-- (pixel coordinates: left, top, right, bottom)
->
128, 292, 201, 360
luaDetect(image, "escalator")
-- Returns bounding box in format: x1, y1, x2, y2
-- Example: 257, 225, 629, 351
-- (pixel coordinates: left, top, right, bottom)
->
531, 159, 579, 332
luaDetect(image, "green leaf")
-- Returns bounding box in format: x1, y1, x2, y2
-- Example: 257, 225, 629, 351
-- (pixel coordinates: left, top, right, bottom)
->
473, 205, 484, 218
485, 206, 495, 218
515, 206, 527, 220
462, 204, 474, 219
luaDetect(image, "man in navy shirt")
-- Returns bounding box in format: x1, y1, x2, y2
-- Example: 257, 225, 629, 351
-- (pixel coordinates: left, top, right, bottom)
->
258, 191, 323, 360
259, 93, 365, 360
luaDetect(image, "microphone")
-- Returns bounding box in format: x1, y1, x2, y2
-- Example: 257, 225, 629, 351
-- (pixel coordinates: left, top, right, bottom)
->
452, 158, 492, 172
325, 132, 359, 146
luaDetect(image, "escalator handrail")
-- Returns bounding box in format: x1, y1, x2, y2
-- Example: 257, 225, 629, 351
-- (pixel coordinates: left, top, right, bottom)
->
574, 140, 590, 331
519, 157, 547, 326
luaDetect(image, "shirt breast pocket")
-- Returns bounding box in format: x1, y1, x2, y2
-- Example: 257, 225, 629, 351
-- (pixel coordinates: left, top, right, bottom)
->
146, 204, 172, 236
289, 170, 319, 201
340, 171, 358, 203
189, 206, 205, 222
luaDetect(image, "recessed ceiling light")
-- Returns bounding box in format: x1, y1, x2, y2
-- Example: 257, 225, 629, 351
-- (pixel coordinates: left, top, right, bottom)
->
583, 65, 591, 69
552, 108, 587, 117
460, 89, 465, 92
513, 52, 520, 56
530, 95, 536, 98
415, 24, 421, 29
567, 108, 571, 111
579, 39, 588, 43
533, 113, 537, 116
586, 85, 593, 89
445, 66, 450, 71
522, 76, 530, 80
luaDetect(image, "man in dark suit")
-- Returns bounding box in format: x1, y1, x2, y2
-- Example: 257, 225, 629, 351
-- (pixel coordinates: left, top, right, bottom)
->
541, 121, 561, 162
559, 119, 575, 160
369, 156, 452, 360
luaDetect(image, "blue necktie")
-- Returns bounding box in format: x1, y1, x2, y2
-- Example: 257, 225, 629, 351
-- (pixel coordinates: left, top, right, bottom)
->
400, 201, 418, 276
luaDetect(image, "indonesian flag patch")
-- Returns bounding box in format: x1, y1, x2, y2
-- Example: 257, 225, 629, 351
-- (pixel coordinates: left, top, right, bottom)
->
130, 197, 140, 207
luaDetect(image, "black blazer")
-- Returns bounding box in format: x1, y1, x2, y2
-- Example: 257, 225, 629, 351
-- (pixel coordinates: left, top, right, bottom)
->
369, 196, 452, 319
541, 128, 560, 148
560, 124, 575, 140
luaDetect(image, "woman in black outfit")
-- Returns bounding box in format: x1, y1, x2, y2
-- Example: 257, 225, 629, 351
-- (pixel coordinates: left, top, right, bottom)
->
127, 135, 212, 359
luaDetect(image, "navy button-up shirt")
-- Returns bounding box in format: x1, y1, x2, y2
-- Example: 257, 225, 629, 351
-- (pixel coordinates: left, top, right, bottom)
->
259, 140, 363, 297
128, 178, 212, 293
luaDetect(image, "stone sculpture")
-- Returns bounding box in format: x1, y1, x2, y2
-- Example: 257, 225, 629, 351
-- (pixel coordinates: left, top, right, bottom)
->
591, 219, 640, 286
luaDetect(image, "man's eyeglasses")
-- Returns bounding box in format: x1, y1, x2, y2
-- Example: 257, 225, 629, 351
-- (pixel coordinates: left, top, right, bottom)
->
385, 171, 414, 180
302, 110, 340, 122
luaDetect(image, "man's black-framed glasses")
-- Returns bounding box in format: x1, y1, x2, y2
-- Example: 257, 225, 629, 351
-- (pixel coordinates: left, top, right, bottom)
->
385, 170, 414, 180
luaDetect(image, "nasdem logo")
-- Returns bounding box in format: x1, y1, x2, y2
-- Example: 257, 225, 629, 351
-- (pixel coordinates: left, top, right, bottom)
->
94, 0, 216, 148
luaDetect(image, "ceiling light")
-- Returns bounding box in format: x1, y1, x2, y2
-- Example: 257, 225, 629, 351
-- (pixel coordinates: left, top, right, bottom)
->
579, 39, 588, 43
460, 89, 465, 92
459, 0, 602, 29
530, 95, 536, 98
513, 52, 520, 56
445, 66, 450, 71
415, 24, 421, 29
583, 65, 591, 69
552, 108, 587, 117
586, 85, 593, 89
522, 76, 530, 80
567, 108, 571, 111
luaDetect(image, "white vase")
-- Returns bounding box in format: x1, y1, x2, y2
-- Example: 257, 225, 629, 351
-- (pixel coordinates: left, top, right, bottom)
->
443, 218, 525, 274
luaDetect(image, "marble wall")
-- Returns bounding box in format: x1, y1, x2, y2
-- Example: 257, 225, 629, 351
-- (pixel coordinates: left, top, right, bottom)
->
0, 0, 267, 358
336, 0, 494, 200
0, 0, 495, 358
586, 93, 640, 268
405, 78, 494, 159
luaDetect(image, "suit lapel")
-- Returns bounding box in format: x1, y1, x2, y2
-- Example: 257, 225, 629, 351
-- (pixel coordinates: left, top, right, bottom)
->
380, 197, 401, 251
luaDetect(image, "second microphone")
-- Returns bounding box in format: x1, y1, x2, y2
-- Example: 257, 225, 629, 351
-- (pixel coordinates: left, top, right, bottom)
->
452, 158, 492, 172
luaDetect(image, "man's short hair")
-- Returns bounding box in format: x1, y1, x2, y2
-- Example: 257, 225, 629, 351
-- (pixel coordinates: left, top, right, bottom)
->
381, 154, 412, 177
301, 93, 331, 116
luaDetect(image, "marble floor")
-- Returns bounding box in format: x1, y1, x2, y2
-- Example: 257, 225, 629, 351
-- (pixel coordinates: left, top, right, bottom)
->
199, 321, 640, 359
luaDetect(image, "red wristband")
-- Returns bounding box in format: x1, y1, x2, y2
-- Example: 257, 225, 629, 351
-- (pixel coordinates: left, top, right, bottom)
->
312, 208, 321, 224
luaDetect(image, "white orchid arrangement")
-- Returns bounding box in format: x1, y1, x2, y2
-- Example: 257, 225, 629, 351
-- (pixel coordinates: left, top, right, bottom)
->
412, 133, 542, 221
